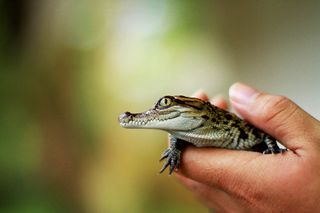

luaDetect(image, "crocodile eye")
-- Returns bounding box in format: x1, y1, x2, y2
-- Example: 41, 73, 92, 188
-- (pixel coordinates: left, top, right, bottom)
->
158, 97, 172, 107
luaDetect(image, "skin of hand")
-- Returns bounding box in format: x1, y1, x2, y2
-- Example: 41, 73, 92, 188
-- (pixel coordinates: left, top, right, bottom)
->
175, 83, 320, 213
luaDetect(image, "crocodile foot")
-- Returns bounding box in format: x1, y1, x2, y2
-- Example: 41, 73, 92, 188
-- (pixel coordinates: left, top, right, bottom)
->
159, 147, 181, 174
263, 147, 288, 154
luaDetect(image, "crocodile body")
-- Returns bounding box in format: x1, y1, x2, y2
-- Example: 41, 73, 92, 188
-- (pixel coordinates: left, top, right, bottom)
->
119, 95, 285, 174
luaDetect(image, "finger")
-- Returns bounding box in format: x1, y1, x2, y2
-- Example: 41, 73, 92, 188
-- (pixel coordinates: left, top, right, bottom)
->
229, 82, 320, 151
175, 173, 238, 212
192, 90, 209, 101
176, 142, 300, 206
210, 95, 229, 110
176, 145, 264, 194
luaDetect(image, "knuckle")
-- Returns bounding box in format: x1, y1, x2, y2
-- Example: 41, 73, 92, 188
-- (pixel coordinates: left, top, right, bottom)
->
259, 95, 297, 125
272, 95, 293, 109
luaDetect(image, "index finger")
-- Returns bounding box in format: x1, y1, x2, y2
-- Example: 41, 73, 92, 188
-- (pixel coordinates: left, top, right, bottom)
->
176, 145, 295, 193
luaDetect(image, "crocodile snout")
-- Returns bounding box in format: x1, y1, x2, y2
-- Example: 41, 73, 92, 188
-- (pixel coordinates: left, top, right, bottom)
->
118, 111, 133, 124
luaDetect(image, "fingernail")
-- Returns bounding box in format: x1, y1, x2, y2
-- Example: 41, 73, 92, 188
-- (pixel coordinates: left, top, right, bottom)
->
229, 83, 260, 105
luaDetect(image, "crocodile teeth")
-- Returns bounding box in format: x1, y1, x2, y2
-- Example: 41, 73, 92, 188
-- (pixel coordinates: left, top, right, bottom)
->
122, 117, 171, 127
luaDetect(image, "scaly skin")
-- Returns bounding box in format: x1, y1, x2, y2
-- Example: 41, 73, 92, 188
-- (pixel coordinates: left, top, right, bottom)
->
119, 95, 286, 174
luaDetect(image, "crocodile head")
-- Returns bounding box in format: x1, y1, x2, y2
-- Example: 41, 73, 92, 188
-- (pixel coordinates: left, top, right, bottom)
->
119, 96, 212, 131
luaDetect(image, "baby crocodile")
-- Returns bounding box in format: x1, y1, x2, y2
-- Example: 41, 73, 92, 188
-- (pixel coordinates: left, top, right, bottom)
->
118, 95, 286, 174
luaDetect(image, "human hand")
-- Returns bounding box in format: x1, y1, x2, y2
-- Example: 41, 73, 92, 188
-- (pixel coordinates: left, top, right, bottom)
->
175, 83, 320, 213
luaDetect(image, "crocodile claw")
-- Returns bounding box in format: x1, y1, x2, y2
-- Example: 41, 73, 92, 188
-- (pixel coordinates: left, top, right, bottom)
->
159, 147, 181, 174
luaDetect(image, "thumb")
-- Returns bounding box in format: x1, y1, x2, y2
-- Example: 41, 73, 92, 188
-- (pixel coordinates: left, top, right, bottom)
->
229, 83, 320, 151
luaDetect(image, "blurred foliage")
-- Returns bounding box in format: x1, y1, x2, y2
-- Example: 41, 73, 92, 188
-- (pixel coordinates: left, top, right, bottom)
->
1, 0, 320, 212
0, 0, 216, 212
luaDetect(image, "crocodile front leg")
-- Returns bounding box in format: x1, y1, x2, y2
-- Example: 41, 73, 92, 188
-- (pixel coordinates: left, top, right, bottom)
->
159, 135, 185, 174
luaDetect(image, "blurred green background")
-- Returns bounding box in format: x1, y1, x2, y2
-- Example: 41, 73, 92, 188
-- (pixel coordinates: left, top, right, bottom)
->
1, 0, 320, 212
